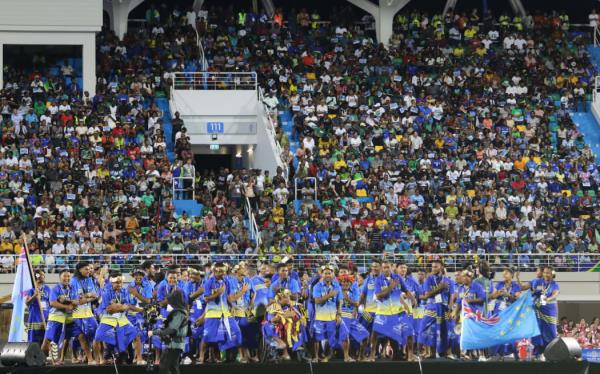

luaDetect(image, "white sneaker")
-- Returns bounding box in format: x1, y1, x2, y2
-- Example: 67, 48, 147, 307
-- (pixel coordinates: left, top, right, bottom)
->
478, 356, 488, 362
182, 357, 192, 365
538, 354, 546, 362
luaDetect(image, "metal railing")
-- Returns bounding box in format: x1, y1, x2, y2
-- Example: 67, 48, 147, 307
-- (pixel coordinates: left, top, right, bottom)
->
595, 25, 600, 47
172, 72, 257, 91
1, 253, 598, 274
258, 87, 288, 179
172, 176, 196, 200
595, 76, 600, 104
294, 177, 318, 201
244, 196, 261, 246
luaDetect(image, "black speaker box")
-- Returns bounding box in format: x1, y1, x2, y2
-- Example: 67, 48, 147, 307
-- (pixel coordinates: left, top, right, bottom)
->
0, 342, 45, 367
544, 337, 582, 361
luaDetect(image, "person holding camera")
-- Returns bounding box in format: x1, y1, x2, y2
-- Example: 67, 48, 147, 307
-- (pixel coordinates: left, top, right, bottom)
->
148, 289, 189, 374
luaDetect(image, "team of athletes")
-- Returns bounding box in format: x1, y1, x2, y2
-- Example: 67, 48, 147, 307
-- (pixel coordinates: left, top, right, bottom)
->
23, 258, 559, 364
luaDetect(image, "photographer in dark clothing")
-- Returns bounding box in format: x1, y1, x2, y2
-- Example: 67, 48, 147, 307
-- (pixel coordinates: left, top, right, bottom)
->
148, 290, 188, 374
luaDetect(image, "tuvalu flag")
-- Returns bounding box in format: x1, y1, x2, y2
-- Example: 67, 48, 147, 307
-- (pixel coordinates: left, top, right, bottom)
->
460, 290, 540, 350
8, 249, 34, 342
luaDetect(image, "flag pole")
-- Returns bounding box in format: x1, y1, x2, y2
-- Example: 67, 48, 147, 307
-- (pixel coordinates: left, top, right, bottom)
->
21, 233, 46, 330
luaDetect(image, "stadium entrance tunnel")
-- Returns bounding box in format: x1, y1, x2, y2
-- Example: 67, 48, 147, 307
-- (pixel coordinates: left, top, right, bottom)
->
194, 153, 234, 174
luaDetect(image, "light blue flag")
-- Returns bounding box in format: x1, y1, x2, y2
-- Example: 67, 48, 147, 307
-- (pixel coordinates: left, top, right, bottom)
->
460, 290, 540, 350
8, 249, 33, 342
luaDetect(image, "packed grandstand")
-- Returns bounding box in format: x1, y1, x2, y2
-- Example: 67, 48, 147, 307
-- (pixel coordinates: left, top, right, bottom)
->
0, 3, 598, 273
2, 0, 600, 367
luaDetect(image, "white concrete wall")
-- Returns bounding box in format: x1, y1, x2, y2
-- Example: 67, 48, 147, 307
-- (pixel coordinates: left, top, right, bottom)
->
171, 90, 258, 116
592, 99, 600, 125
0, 0, 102, 32
255, 109, 283, 176
171, 90, 260, 144
170, 89, 282, 174
188, 134, 257, 145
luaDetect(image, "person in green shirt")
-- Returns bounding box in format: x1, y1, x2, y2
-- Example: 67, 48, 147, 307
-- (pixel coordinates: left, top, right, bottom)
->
34, 101, 46, 116
141, 191, 155, 207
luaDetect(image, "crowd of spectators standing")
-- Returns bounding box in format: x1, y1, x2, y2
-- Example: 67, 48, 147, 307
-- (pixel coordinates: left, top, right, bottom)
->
1, 4, 600, 274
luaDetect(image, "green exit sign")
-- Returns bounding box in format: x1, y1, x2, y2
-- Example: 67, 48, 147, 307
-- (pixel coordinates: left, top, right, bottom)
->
210, 144, 220, 151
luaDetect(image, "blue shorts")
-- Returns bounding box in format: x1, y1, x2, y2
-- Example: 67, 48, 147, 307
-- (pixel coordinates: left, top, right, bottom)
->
374, 313, 414, 345
44, 320, 74, 344
342, 317, 369, 344
152, 318, 166, 349
127, 315, 147, 343
94, 322, 138, 353
72, 317, 98, 341
202, 317, 241, 350
312, 320, 348, 347
192, 324, 204, 341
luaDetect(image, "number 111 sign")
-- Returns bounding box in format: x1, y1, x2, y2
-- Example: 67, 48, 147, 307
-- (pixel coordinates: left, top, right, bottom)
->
207, 122, 224, 134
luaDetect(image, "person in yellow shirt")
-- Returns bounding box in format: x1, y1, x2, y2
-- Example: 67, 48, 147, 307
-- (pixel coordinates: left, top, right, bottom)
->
96, 166, 109, 179
375, 217, 388, 228
272, 204, 285, 224
319, 137, 332, 156
12, 240, 21, 254
464, 27, 476, 40
0, 237, 13, 254
435, 137, 444, 149
453, 46, 465, 57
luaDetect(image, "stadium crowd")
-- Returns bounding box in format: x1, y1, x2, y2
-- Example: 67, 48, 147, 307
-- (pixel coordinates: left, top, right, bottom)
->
560, 317, 600, 349
1, 1, 595, 367
193, 6, 600, 272
1, 5, 600, 275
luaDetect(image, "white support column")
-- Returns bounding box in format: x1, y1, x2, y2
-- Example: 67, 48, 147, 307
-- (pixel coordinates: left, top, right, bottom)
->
103, 0, 145, 40
512, 0, 526, 17
261, 0, 275, 18
443, 0, 458, 17
82, 33, 96, 97
192, 0, 205, 14
347, 0, 410, 46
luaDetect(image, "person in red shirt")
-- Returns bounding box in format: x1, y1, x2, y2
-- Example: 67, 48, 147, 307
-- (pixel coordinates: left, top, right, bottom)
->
510, 174, 526, 192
